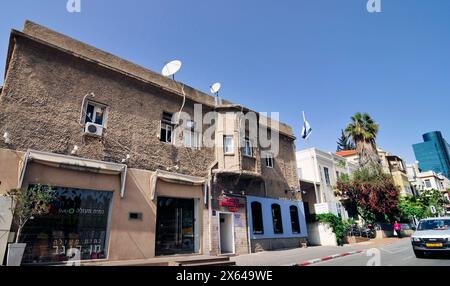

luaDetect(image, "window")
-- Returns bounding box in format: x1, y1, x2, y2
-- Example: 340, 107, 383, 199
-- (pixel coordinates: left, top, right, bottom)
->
160, 112, 175, 143
184, 130, 201, 149
224, 135, 234, 155
336, 171, 340, 180
243, 138, 252, 157
324, 167, 331, 185
271, 204, 283, 234
160, 123, 173, 143
85, 102, 106, 126
21, 186, 113, 264
264, 153, 274, 168
290, 206, 301, 234
184, 121, 201, 149
251, 202, 264, 235
425, 179, 432, 188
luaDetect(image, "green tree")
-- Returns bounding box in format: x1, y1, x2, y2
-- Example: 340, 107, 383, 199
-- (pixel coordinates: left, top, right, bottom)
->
399, 189, 448, 222
345, 113, 380, 168
398, 196, 426, 221
6, 185, 56, 243
337, 129, 356, 152
417, 189, 448, 217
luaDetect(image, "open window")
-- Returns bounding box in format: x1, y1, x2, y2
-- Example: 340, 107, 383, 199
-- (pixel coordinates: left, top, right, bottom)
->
84, 101, 108, 137
290, 206, 301, 234
271, 204, 283, 234
85, 102, 107, 127
160, 112, 175, 144
251, 202, 264, 235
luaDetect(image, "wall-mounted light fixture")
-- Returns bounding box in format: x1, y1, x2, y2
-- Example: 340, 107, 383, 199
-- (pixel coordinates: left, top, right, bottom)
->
71, 145, 79, 155
121, 154, 131, 164
3, 132, 11, 144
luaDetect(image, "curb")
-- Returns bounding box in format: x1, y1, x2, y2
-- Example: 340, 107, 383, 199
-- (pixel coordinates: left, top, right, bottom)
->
294, 250, 365, 266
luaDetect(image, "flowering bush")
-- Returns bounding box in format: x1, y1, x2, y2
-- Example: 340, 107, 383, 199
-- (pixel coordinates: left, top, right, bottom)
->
335, 166, 399, 222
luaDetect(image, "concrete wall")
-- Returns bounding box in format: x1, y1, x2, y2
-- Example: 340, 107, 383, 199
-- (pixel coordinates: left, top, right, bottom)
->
261, 135, 301, 199
307, 222, 337, 247
0, 197, 13, 265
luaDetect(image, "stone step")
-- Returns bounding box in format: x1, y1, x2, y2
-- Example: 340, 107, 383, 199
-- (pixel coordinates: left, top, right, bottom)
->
169, 257, 235, 267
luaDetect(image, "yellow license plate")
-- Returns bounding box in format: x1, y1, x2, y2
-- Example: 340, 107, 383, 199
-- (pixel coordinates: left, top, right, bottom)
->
426, 243, 443, 248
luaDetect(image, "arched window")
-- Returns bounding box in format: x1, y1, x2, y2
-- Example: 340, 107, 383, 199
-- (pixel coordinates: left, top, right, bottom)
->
290, 206, 301, 234
271, 204, 283, 234
251, 202, 264, 234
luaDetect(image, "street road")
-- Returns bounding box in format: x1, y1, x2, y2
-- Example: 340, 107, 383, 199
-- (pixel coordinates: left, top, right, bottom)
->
314, 239, 450, 266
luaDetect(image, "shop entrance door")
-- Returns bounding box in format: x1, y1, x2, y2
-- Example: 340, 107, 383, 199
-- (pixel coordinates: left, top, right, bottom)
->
219, 213, 235, 255
155, 197, 195, 256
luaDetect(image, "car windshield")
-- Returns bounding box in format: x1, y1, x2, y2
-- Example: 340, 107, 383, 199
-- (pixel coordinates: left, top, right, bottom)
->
418, 219, 450, 231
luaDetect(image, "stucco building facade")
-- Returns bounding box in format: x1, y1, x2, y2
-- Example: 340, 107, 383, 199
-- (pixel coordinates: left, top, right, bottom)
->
0, 21, 306, 265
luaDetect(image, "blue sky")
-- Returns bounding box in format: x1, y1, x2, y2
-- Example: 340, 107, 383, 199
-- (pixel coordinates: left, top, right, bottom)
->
1, 0, 449, 162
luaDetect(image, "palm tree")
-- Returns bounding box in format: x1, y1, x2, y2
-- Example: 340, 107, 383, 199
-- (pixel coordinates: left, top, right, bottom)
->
345, 113, 380, 167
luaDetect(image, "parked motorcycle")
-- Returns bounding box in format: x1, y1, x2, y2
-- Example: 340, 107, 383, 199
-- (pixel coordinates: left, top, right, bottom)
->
361, 224, 377, 239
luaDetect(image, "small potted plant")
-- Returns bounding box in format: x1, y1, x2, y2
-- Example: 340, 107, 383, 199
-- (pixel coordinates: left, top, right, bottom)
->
5, 185, 56, 266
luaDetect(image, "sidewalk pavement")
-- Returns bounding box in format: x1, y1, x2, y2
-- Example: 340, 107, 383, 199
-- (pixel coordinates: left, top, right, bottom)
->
231, 237, 409, 266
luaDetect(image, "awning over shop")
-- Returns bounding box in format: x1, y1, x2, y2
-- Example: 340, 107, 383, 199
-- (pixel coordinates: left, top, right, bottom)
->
150, 169, 207, 201
18, 150, 128, 198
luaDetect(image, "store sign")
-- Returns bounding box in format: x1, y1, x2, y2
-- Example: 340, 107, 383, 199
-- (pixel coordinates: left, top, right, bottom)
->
234, 214, 244, 227
219, 197, 245, 213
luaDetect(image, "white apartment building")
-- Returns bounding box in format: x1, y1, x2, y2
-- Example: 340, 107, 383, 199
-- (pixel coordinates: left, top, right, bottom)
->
296, 148, 358, 220
407, 163, 450, 194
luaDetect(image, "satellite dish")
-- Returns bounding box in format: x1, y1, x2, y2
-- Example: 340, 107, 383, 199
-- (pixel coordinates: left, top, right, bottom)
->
210, 82, 221, 95
162, 60, 182, 79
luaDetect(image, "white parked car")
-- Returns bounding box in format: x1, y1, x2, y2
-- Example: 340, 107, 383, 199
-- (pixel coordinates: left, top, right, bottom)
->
411, 217, 450, 258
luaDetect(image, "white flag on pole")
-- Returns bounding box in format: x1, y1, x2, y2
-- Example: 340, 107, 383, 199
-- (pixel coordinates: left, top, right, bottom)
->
301, 111, 312, 140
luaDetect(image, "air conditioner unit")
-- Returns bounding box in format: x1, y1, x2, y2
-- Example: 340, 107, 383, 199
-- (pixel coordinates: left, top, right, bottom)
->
84, 122, 103, 137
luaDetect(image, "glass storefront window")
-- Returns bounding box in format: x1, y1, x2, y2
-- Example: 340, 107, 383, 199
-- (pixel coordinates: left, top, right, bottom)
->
21, 186, 113, 264
155, 197, 195, 256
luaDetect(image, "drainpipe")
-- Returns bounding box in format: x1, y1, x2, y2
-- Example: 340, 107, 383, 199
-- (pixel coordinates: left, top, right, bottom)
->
207, 160, 218, 254
246, 200, 252, 254
311, 148, 321, 204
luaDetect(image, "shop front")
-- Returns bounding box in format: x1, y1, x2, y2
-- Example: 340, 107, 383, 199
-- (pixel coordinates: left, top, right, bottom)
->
155, 197, 196, 256
0, 149, 210, 264
151, 171, 207, 257
211, 194, 249, 256
21, 186, 114, 264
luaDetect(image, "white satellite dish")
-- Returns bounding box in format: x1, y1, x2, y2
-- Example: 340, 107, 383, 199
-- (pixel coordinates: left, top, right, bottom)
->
162, 60, 182, 79
210, 82, 221, 95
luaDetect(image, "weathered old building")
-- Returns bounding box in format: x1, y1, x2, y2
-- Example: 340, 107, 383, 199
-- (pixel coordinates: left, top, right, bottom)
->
0, 21, 306, 265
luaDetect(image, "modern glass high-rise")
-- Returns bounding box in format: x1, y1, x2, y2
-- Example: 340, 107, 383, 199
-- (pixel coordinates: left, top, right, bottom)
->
413, 131, 450, 179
